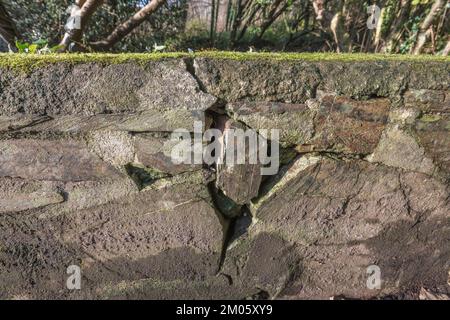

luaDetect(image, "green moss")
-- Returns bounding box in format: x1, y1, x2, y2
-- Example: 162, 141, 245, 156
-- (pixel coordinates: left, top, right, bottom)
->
0, 51, 448, 73
125, 163, 169, 190
142, 169, 210, 191
445, 122, 450, 131
419, 114, 442, 122
0, 52, 188, 73
194, 51, 450, 62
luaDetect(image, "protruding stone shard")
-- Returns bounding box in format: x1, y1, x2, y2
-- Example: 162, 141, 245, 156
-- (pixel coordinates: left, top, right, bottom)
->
250, 154, 322, 215
210, 187, 243, 218
215, 117, 262, 205
12, 111, 205, 133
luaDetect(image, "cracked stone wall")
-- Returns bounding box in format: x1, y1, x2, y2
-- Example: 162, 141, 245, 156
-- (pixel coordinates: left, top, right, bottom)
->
0, 56, 449, 300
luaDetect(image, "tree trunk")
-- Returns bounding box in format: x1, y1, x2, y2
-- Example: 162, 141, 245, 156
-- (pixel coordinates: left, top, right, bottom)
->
313, 0, 344, 52
210, 0, 216, 41
443, 38, 450, 56
373, 7, 386, 52
383, 0, 412, 53
412, 0, 446, 54
0, 1, 18, 51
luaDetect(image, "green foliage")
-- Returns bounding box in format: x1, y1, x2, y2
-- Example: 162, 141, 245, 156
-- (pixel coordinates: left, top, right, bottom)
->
4, 0, 188, 52
255, 0, 272, 6
2, 0, 449, 54
15, 39, 62, 54
412, 0, 432, 5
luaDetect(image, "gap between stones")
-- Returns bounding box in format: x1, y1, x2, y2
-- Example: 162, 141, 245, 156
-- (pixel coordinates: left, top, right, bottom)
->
184, 57, 262, 273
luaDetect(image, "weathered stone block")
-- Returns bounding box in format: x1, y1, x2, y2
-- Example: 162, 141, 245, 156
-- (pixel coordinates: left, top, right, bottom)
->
86, 130, 135, 167
226, 95, 389, 153
315, 61, 410, 99
194, 58, 320, 103
222, 232, 300, 298
226, 101, 315, 148
134, 133, 201, 175
244, 156, 449, 298
311, 95, 389, 154
0, 138, 121, 181
0, 177, 63, 213
0, 171, 227, 299
415, 114, 450, 178
0, 60, 216, 133
367, 125, 435, 175
404, 89, 450, 113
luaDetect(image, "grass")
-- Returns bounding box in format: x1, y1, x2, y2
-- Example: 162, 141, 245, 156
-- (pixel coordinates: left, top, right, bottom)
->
0, 51, 448, 72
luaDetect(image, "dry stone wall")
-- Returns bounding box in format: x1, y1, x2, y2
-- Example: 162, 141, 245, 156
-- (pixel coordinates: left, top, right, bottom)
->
0, 55, 449, 299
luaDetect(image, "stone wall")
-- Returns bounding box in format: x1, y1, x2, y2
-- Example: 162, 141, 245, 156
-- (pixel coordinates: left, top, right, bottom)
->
0, 54, 449, 299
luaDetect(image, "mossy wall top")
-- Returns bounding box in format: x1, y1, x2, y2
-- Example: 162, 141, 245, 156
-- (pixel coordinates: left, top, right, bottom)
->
0, 52, 448, 114
0, 52, 449, 73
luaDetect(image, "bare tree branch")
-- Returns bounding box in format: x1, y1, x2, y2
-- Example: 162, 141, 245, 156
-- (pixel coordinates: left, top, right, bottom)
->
59, 0, 104, 51
313, 0, 344, 52
330, 12, 344, 53
382, 0, 412, 53
257, 0, 289, 40
236, 0, 260, 42
90, 0, 167, 51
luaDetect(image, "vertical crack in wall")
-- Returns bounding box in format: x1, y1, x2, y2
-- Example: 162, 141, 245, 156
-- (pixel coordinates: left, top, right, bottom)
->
184, 57, 250, 275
